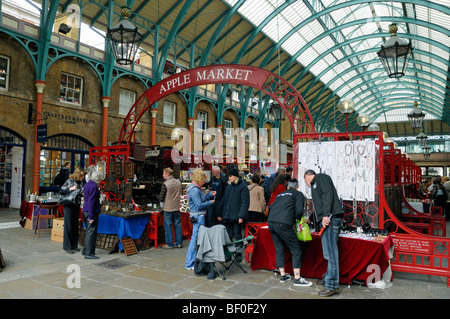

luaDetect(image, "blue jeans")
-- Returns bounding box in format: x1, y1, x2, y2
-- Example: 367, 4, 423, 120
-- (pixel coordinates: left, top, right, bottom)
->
163, 211, 182, 247
185, 213, 205, 268
320, 217, 342, 290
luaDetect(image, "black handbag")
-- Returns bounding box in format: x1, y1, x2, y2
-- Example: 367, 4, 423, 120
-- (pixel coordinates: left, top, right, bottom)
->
59, 188, 82, 206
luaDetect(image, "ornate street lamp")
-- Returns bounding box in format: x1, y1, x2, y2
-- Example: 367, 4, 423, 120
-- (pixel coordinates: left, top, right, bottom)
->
416, 129, 428, 147
338, 100, 354, 131
107, 7, 144, 65
377, 23, 413, 78
407, 101, 425, 129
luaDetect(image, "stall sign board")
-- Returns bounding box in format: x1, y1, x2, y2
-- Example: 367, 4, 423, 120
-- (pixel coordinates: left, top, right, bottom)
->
392, 237, 432, 254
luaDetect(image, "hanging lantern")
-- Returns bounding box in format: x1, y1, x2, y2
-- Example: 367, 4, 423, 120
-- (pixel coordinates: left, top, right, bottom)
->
407, 101, 425, 129
422, 145, 431, 160
416, 129, 428, 147
271, 99, 286, 122
377, 23, 413, 78
107, 7, 144, 65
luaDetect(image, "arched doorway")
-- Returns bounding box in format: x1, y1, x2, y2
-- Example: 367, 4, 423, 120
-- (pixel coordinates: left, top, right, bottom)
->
0, 126, 26, 208
39, 134, 93, 193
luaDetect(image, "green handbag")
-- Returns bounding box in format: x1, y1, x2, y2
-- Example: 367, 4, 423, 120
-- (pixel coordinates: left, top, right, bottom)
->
295, 216, 312, 241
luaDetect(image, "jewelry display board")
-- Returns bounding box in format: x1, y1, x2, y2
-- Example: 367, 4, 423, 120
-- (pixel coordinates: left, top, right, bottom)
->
298, 140, 377, 202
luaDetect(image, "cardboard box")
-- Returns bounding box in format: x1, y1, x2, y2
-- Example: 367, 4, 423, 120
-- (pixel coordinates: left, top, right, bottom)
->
51, 218, 64, 243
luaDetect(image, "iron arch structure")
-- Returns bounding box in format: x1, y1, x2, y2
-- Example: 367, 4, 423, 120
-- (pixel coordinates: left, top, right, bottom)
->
118, 64, 315, 144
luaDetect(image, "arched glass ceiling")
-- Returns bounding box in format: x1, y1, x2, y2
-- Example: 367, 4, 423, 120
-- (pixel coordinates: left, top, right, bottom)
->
11, 0, 449, 132
223, 0, 450, 128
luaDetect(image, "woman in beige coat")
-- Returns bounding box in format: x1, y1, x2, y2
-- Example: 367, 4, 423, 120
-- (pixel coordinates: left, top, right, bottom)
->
247, 174, 266, 222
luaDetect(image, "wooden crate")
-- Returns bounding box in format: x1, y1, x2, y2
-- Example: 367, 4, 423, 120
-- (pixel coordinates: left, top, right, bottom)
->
120, 237, 138, 256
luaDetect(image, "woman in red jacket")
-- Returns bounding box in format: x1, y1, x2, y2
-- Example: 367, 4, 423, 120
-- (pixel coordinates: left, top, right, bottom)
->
268, 174, 290, 206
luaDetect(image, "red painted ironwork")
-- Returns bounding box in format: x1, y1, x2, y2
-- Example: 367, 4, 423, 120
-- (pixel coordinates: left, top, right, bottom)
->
293, 130, 450, 287
119, 64, 315, 144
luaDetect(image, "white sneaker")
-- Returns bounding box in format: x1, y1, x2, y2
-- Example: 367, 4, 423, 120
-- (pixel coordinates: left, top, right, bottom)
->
294, 277, 313, 287
185, 266, 194, 270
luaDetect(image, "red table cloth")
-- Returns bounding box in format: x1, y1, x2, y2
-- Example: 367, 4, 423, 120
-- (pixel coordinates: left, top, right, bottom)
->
250, 226, 393, 286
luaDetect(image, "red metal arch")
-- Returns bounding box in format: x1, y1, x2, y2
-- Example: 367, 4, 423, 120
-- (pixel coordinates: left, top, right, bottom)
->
119, 64, 315, 143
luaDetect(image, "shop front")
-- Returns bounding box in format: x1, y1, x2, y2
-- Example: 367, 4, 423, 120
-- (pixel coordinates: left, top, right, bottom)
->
0, 126, 26, 209
39, 134, 92, 194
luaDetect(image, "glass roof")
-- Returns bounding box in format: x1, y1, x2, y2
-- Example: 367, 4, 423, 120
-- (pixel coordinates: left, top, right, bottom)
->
223, 0, 449, 127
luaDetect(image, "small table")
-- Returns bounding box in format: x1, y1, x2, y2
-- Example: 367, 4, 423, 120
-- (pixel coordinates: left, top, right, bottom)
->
251, 226, 393, 286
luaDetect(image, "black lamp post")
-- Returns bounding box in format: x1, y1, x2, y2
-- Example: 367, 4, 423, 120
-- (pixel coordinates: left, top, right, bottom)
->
407, 101, 425, 129
107, 7, 144, 65
377, 23, 413, 78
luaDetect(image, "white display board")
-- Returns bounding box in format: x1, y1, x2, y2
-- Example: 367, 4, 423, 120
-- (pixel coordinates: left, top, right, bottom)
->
297, 140, 376, 201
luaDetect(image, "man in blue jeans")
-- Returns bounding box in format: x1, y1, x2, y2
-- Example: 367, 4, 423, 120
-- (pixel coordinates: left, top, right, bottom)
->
304, 169, 343, 297
158, 168, 183, 248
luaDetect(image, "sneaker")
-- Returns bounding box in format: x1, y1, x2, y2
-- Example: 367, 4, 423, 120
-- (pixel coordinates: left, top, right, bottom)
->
294, 277, 313, 287
161, 244, 174, 249
176, 244, 183, 248
185, 266, 194, 270
279, 274, 292, 282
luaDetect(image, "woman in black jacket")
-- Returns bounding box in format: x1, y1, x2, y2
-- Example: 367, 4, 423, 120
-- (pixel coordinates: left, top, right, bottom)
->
268, 178, 312, 287
59, 167, 86, 254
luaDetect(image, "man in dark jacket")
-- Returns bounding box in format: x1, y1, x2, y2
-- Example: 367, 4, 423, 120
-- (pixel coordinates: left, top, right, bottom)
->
218, 168, 249, 259
304, 170, 343, 297
268, 178, 312, 287
205, 166, 228, 227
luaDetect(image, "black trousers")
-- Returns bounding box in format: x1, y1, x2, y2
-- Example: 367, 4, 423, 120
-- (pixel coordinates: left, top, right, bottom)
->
82, 211, 99, 257
268, 222, 302, 269
63, 204, 80, 251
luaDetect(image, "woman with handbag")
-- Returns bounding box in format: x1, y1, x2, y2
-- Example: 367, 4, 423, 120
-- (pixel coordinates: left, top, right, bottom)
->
59, 167, 86, 254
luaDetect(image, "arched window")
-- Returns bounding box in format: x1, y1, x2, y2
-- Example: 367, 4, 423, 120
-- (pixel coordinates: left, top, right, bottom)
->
40, 134, 93, 189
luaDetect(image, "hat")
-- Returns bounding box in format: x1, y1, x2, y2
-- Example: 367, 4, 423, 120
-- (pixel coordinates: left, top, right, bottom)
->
228, 168, 239, 177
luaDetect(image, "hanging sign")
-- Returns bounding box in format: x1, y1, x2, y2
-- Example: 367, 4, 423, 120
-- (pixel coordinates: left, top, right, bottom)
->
37, 124, 47, 143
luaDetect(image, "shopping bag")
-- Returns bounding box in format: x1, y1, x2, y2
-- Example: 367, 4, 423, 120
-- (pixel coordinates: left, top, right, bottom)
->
295, 217, 312, 241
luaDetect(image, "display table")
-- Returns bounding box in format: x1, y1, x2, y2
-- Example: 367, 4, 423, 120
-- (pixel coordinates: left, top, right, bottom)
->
250, 226, 393, 286
97, 213, 150, 250
19, 200, 65, 229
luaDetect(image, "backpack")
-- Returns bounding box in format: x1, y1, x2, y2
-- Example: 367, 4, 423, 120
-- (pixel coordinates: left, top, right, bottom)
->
54, 172, 64, 186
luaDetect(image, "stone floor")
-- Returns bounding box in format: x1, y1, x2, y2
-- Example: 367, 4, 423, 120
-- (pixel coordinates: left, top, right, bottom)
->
0, 208, 449, 304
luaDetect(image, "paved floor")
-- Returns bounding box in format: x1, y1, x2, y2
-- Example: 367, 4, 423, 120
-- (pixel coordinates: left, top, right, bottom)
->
0, 208, 449, 303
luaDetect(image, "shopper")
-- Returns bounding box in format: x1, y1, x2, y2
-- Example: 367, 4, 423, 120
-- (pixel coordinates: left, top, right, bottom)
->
54, 162, 71, 187
218, 168, 249, 261
185, 168, 216, 270
268, 178, 312, 287
267, 173, 290, 212
427, 176, 448, 215
264, 167, 286, 202
205, 166, 228, 227
304, 169, 343, 297
442, 177, 450, 221
247, 174, 266, 222
158, 167, 183, 249
82, 170, 102, 259
59, 167, 86, 254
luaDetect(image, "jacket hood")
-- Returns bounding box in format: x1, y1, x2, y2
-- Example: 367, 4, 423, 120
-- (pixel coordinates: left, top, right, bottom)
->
185, 183, 196, 193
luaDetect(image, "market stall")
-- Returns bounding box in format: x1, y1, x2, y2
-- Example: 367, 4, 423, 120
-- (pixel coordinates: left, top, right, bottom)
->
251, 226, 393, 286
